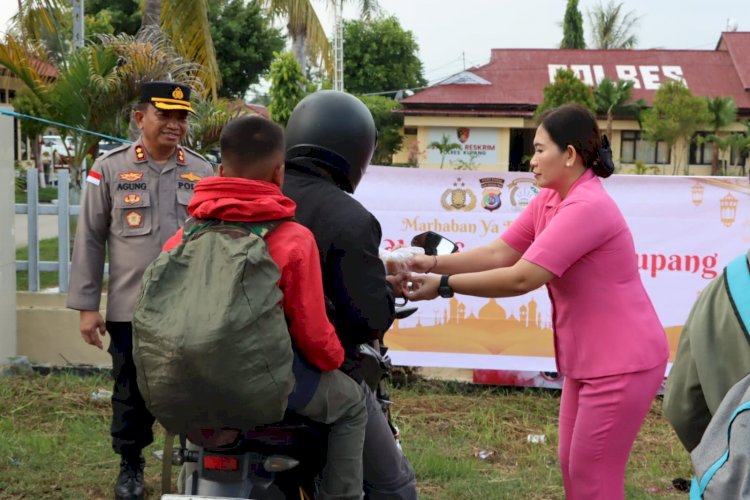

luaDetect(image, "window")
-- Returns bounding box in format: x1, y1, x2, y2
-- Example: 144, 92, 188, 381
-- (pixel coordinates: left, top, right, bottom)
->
689, 132, 712, 165
620, 131, 670, 164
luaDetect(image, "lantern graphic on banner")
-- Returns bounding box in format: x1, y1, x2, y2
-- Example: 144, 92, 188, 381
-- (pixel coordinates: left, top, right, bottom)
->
691, 182, 704, 206
720, 192, 738, 227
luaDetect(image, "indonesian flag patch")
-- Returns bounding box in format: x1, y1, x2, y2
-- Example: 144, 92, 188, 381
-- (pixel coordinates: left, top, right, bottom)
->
86, 170, 102, 186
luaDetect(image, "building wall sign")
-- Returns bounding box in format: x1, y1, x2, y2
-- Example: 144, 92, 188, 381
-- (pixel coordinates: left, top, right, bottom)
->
427, 127, 499, 167
548, 64, 687, 90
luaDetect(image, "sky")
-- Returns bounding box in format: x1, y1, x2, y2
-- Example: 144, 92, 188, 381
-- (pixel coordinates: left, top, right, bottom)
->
335, 0, 750, 86
0, 0, 747, 89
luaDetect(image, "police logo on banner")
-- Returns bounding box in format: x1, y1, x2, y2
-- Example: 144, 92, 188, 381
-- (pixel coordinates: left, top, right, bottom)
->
441, 178, 477, 211
507, 178, 540, 211
480, 177, 505, 212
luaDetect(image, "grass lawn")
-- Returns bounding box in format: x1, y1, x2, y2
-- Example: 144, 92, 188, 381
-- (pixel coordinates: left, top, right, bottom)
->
0, 373, 693, 499
15, 238, 62, 291
15, 186, 60, 204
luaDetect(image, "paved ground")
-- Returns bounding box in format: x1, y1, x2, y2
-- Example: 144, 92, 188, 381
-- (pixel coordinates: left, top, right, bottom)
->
14, 214, 60, 248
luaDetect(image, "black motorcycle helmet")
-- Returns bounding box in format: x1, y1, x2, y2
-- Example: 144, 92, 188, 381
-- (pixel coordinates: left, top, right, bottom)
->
285, 90, 377, 193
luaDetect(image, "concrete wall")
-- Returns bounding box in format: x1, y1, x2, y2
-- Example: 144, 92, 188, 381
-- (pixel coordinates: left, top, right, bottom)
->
15, 293, 477, 383
0, 106, 16, 364
17, 292, 111, 367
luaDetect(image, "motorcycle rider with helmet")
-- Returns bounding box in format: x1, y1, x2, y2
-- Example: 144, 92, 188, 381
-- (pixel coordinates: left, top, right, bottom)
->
282, 90, 418, 500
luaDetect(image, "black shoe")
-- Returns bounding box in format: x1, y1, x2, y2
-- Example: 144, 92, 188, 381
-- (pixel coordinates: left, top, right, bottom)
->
114, 455, 145, 500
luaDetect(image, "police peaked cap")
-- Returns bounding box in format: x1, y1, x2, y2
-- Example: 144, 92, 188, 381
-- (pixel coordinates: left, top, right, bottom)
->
140, 81, 195, 113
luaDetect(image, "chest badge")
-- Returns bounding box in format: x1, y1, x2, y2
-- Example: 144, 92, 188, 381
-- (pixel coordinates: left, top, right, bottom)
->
125, 211, 143, 227
119, 171, 144, 182
180, 172, 202, 182
123, 194, 141, 205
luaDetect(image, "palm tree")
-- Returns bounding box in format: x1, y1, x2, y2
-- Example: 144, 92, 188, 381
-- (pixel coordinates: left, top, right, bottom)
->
141, 0, 220, 99
587, 1, 640, 49
428, 134, 461, 169
0, 26, 202, 196
704, 96, 737, 175
726, 125, 750, 176
594, 78, 644, 141
263, 0, 380, 76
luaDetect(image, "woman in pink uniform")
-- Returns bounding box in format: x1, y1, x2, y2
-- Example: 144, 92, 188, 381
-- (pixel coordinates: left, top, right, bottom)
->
405, 104, 669, 499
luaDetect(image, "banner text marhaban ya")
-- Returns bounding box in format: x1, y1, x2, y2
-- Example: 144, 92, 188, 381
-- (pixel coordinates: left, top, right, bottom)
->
401, 216, 505, 238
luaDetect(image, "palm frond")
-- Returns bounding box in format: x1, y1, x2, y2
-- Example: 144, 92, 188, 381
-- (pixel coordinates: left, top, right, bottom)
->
160, 0, 220, 99
0, 34, 54, 100
186, 96, 248, 153
264, 0, 333, 74
588, 1, 640, 49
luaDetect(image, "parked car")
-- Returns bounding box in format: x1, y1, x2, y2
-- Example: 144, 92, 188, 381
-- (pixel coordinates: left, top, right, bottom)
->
97, 140, 121, 156
40, 135, 74, 164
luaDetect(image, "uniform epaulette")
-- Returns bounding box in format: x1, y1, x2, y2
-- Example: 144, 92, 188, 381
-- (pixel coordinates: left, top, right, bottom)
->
98, 142, 132, 161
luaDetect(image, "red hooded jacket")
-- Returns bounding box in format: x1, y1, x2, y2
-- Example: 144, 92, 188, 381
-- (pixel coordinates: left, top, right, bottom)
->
163, 177, 344, 371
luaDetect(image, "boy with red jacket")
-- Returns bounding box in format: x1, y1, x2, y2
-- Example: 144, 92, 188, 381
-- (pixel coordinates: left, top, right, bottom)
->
163, 115, 366, 500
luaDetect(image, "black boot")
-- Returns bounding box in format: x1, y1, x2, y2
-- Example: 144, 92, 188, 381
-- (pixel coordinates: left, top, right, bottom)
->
114, 455, 145, 500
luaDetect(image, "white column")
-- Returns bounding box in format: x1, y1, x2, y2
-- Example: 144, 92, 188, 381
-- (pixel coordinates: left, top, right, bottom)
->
0, 105, 17, 363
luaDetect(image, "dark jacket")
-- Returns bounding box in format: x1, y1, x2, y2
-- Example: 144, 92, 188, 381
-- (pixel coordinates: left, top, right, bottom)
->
283, 159, 395, 349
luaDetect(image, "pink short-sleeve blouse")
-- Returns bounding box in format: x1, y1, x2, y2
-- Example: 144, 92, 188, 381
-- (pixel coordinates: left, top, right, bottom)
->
501, 169, 669, 379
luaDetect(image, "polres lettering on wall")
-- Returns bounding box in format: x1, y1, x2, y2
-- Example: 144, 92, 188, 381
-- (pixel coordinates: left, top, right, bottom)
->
548, 64, 687, 90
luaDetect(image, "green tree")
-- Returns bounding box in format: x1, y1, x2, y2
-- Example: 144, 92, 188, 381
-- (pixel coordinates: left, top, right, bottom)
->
358, 95, 404, 165
142, 0, 220, 99
13, 87, 52, 185
0, 25, 204, 195
594, 78, 645, 140
268, 51, 308, 126
263, 0, 380, 76
642, 81, 711, 175
536, 68, 595, 117
587, 1, 640, 49
428, 134, 461, 170
209, 0, 284, 99
726, 131, 750, 176
86, 0, 281, 99
703, 96, 738, 175
561, 0, 585, 49
343, 16, 425, 95
85, 0, 142, 35
186, 93, 249, 155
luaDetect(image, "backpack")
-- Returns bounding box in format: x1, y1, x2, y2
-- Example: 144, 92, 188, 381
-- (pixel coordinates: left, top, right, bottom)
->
132, 218, 295, 434
690, 252, 750, 499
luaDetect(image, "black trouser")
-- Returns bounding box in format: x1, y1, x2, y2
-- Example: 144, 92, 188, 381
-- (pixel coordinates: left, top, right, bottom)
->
107, 321, 155, 457
359, 380, 418, 500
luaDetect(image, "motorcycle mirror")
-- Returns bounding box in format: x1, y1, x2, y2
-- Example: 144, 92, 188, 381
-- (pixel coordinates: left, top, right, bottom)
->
395, 306, 418, 320
411, 231, 458, 256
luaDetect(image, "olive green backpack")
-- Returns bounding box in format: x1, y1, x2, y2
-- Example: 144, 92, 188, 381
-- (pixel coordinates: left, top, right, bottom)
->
132, 219, 294, 434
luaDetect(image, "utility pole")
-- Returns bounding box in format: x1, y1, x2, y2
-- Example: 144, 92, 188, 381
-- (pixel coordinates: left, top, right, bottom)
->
71, 0, 84, 49
333, 0, 344, 92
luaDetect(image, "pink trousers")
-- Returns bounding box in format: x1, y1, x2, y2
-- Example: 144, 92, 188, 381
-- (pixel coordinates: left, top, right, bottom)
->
558, 362, 666, 500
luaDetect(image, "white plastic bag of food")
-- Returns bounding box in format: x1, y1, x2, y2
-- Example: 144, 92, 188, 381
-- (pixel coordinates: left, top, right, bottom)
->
379, 246, 425, 275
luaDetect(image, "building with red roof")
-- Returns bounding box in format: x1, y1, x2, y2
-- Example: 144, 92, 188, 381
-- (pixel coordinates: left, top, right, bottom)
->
394, 32, 750, 175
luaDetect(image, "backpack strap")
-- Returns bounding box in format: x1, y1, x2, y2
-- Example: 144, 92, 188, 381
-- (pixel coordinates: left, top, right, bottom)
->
182, 217, 295, 242
690, 401, 750, 499
726, 253, 750, 338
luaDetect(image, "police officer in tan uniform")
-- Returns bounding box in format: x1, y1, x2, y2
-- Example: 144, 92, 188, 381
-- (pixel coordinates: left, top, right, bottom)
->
67, 81, 213, 500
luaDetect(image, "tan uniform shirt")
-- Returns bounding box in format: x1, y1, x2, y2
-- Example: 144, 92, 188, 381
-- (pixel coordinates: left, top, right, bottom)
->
66, 138, 213, 321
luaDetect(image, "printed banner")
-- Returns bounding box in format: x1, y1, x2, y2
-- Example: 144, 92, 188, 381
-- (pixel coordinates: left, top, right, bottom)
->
354, 167, 750, 373
426, 127, 498, 167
